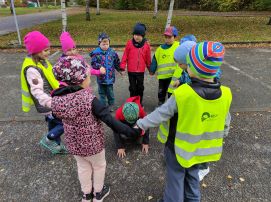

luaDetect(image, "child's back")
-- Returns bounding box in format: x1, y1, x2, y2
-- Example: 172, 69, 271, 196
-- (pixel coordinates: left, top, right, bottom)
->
52, 87, 104, 156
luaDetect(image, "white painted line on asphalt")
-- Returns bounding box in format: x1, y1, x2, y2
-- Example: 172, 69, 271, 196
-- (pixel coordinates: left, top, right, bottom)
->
224, 61, 271, 91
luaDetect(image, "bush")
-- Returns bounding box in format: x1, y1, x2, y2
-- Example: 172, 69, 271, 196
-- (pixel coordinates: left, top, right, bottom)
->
76, 0, 85, 6
249, 0, 271, 11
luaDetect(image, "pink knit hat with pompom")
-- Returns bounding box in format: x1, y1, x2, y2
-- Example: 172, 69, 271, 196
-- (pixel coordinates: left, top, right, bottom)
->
60, 32, 76, 53
24, 31, 50, 54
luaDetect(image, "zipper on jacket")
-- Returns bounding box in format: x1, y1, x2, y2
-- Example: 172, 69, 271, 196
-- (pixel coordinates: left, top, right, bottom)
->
137, 48, 140, 71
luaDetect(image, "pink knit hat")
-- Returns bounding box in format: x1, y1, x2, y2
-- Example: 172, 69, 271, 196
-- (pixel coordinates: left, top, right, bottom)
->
24, 31, 50, 55
60, 32, 76, 53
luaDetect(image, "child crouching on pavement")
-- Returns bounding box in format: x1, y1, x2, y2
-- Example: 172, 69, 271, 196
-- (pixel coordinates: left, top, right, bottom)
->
136, 41, 232, 202
21, 31, 66, 154
51, 56, 140, 202
114, 96, 150, 158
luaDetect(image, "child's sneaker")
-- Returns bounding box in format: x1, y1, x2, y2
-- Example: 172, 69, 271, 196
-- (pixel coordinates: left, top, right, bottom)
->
39, 135, 67, 155
93, 185, 110, 202
198, 167, 210, 181
82, 192, 93, 202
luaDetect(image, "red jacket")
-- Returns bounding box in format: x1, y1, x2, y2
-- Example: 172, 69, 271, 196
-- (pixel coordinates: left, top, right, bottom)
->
115, 96, 146, 121
120, 39, 151, 73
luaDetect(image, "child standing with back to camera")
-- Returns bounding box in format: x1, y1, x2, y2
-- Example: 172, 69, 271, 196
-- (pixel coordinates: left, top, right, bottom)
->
52, 56, 140, 202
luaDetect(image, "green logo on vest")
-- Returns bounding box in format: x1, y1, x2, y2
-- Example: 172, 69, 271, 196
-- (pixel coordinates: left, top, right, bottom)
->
201, 112, 218, 122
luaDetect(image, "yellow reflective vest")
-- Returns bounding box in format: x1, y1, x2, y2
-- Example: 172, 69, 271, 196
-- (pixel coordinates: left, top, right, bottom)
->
21, 57, 59, 112
155, 41, 179, 79
167, 67, 183, 94
157, 83, 232, 168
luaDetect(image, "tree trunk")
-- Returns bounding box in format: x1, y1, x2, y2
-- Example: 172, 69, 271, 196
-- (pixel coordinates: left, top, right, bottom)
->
96, 0, 100, 15
10, 3, 13, 14
61, 0, 67, 31
153, 0, 158, 19
268, 17, 271, 25
86, 0, 90, 21
36, 0, 41, 8
165, 0, 174, 29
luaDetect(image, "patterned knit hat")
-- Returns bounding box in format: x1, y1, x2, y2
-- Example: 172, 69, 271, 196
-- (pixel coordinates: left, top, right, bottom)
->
53, 56, 88, 85
98, 32, 110, 45
186, 41, 225, 78
122, 102, 139, 124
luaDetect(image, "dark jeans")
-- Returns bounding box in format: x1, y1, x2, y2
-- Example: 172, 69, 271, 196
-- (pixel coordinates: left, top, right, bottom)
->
46, 115, 64, 145
98, 84, 115, 106
158, 78, 172, 104
163, 146, 200, 202
128, 72, 144, 104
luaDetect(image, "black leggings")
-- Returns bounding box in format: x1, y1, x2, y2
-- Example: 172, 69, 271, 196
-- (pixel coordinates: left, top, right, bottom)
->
128, 72, 144, 104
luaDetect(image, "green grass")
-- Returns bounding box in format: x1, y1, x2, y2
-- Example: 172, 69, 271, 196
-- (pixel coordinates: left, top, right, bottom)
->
0, 7, 60, 17
0, 10, 270, 47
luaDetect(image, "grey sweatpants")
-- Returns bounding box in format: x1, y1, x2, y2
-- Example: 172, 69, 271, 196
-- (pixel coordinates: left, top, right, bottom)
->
163, 146, 201, 202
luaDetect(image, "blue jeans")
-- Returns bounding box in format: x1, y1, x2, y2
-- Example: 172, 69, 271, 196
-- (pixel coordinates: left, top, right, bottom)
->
45, 115, 64, 145
163, 146, 200, 202
98, 84, 115, 106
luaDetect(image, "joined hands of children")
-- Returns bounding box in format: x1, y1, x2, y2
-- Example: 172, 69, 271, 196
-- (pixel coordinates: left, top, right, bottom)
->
119, 70, 125, 76
100, 67, 106, 74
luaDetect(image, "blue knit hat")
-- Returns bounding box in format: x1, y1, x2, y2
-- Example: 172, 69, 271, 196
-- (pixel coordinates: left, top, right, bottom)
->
133, 23, 146, 37
98, 32, 110, 45
122, 102, 139, 124
174, 41, 197, 65
180, 34, 197, 44
186, 41, 225, 78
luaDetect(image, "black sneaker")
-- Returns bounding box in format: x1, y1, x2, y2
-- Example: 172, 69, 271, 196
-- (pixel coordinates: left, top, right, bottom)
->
82, 192, 93, 202
93, 185, 110, 202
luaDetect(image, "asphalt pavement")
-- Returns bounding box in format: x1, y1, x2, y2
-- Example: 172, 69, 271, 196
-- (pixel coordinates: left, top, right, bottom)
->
0, 48, 270, 202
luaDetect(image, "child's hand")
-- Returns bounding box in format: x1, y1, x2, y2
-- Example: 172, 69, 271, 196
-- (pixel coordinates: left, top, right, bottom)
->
100, 67, 106, 75
117, 148, 126, 158
142, 144, 149, 154
173, 80, 180, 87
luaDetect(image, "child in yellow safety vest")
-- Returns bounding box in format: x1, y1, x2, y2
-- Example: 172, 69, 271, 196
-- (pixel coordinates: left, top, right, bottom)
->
20, 31, 66, 154
136, 41, 232, 202
173, 35, 214, 181
149, 26, 179, 106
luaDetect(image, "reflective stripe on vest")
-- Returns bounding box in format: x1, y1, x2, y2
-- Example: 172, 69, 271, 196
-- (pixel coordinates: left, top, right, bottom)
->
173, 84, 232, 168
168, 67, 183, 93
157, 121, 169, 143
155, 41, 179, 79
21, 57, 59, 112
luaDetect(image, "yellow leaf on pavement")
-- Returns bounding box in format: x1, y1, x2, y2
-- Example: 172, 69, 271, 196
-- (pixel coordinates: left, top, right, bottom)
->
227, 175, 233, 179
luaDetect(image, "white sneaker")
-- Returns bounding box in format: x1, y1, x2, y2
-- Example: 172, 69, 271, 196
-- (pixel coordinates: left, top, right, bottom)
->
198, 167, 210, 181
